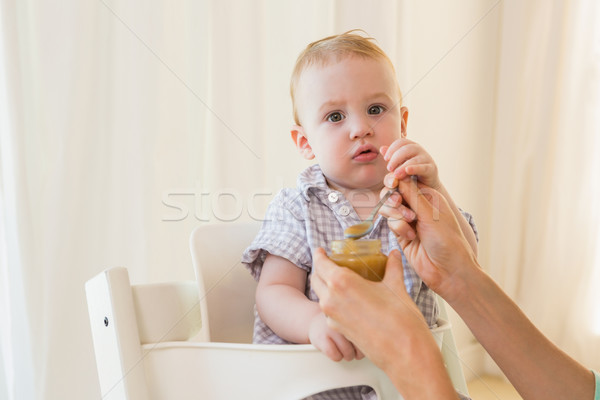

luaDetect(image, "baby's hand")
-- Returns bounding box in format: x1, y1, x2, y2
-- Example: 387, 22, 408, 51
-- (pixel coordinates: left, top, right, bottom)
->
378, 174, 417, 237
308, 313, 364, 362
381, 138, 440, 190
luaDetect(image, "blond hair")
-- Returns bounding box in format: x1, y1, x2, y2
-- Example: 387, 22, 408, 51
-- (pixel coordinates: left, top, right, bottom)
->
290, 30, 401, 125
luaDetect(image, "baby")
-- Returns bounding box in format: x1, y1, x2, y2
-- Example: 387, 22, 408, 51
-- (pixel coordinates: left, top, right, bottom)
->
243, 30, 478, 399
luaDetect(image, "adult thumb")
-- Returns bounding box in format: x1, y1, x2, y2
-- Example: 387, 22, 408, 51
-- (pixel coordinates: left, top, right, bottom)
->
396, 177, 436, 221
383, 250, 407, 292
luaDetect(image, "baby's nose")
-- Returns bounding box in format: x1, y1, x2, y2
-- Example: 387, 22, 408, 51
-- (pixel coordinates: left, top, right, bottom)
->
349, 116, 373, 139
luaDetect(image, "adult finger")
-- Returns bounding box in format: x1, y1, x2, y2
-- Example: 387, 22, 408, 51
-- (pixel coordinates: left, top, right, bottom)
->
378, 190, 417, 244
392, 178, 433, 249
311, 248, 333, 299
354, 345, 365, 360
312, 247, 364, 311
396, 176, 430, 210
313, 247, 338, 283
379, 188, 416, 221
383, 250, 408, 290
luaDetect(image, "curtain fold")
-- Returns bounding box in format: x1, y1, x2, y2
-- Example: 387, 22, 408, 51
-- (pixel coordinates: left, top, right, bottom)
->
0, 2, 37, 398
488, 0, 600, 371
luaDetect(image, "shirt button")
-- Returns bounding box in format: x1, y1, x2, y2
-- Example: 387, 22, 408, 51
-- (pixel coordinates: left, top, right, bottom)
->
338, 205, 350, 216
328, 192, 339, 203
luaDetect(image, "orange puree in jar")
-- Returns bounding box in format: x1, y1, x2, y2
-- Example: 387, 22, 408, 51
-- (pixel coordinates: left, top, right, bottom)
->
329, 239, 387, 281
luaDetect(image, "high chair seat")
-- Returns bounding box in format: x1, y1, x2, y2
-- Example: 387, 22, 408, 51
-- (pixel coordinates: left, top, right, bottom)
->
86, 267, 413, 399
85, 221, 468, 399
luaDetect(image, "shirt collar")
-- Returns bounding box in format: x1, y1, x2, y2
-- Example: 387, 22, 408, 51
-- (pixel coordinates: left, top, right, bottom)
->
297, 164, 389, 232
297, 164, 332, 201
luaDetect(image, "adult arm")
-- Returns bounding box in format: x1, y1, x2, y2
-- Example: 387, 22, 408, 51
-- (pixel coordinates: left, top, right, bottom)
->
390, 177, 595, 400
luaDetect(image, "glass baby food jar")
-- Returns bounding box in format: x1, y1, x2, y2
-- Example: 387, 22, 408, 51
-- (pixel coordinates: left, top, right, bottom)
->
329, 239, 387, 281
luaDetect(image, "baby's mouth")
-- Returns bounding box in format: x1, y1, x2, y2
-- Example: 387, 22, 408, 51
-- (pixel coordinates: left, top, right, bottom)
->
352, 144, 379, 162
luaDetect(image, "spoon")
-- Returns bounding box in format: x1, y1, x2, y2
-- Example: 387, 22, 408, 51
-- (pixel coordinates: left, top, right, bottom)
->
344, 189, 395, 240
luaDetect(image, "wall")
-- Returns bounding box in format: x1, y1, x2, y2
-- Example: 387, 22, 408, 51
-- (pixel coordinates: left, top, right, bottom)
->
398, 1, 501, 380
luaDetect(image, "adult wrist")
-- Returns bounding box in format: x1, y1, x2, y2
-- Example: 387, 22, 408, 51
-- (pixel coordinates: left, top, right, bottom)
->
385, 333, 458, 399
442, 255, 486, 311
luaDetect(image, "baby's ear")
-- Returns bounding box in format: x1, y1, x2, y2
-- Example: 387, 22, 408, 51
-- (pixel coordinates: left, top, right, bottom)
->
291, 125, 315, 160
400, 106, 409, 138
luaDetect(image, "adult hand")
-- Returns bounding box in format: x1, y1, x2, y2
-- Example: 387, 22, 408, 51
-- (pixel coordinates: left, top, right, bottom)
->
379, 176, 480, 303
312, 249, 427, 368
311, 248, 458, 399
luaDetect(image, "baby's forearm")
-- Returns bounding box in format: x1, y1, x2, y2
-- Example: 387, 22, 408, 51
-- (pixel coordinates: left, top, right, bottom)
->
255, 283, 321, 344
436, 183, 478, 256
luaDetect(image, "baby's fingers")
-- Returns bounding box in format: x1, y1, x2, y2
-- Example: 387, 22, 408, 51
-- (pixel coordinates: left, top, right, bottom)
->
403, 163, 430, 177
383, 173, 398, 190
330, 331, 360, 361
382, 138, 415, 162
317, 337, 345, 362
385, 141, 420, 170
379, 145, 390, 158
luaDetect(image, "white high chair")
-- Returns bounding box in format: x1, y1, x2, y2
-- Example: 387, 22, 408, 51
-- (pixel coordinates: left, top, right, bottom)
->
189, 221, 469, 395
85, 221, 468, 399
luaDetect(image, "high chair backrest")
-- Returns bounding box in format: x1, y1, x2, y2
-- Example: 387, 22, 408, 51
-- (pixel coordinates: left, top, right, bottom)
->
189, 221, 260, 343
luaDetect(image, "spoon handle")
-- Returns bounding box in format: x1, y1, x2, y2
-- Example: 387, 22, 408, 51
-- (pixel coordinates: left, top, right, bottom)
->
367, 189, 395, 221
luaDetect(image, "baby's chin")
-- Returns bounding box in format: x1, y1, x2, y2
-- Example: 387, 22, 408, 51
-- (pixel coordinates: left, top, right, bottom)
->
323, 163, 388, 191
326, 175, 386, 193
352, 166, 388, 188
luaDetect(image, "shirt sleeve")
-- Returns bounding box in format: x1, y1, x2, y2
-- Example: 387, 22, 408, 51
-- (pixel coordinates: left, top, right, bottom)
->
242, 189, 312, 281
594, 370, 600, 400
459, 208, 479, 242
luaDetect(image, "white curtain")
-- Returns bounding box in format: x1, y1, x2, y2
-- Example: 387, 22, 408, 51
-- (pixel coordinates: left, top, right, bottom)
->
0, 1, 436, 398
9, 0, 599, 398
488, 0, 600, 371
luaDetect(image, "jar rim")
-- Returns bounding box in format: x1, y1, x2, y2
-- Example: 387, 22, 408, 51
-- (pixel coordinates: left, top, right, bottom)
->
331, 239, 383, 254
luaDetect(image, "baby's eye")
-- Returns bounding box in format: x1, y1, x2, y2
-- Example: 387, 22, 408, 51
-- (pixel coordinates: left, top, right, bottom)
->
327, 112, 344, 123
368, 105, 385, 115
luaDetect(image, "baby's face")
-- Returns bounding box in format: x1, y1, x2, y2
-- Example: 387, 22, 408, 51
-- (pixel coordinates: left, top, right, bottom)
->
292, 55, 405, 192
